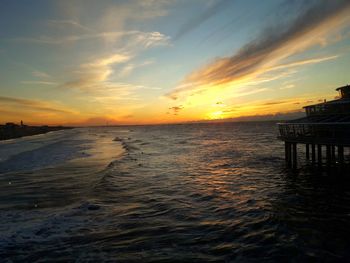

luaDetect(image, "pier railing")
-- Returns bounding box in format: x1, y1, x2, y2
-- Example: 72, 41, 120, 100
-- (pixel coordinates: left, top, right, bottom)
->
278, 122, 350, 145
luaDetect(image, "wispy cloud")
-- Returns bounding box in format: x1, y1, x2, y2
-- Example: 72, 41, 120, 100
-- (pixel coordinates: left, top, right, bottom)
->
48, 19, 93, 32
11, 30, 170, 47
175, 0, 233, 40
118, 60, 154, 78
11, 31, 126, 45
168, 105, 184, 115
19, 28, 170, 95
63, 53, 131, 91
280, 84, 295, 90
32, 70, 51, 78
168, 0, 350, 100
217, 94, 333, 119
2, 0, 173, 124
0, 96, 74, 114
20, 70, 56, 86
20, 81, 58, 86
61, 29, 169, 103
266, 55, 339, 72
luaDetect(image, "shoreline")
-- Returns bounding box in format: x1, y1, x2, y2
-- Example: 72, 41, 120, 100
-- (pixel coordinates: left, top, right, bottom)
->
0, 123, 72, 141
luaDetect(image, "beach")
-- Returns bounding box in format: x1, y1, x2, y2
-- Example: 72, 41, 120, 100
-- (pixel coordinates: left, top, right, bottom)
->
0, 123, 72, 141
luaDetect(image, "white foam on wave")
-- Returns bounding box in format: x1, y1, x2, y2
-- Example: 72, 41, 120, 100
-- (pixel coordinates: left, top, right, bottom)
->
0, 129, 73, 162
0, 128, 125, 174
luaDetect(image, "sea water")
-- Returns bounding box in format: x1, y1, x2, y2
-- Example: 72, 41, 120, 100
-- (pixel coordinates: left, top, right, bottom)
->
1, 122, 350, 262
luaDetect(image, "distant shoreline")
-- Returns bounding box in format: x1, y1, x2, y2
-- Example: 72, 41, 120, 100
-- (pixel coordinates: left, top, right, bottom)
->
0, 123, 72, 141
86, 119, 285, 128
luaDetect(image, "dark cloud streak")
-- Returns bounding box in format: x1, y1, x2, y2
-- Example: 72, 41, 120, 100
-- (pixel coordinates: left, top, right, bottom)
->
168, 0, 350, 99
193, 0, 350, 84
0, 96, 72, 114
169, 105, 184, 115
174, 0, 233, 40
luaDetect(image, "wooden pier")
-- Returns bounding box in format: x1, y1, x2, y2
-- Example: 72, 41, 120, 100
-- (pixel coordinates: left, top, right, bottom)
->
278, 85, 350, 170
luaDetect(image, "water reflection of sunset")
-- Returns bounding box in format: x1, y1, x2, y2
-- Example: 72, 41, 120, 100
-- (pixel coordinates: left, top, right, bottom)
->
1, 1, 350, 125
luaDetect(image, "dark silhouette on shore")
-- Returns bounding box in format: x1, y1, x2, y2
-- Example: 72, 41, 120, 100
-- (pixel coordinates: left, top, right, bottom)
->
0, 121, 72, 141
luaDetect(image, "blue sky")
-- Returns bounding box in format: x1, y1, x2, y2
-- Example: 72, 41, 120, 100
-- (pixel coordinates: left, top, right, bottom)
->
1, 0, 350, 125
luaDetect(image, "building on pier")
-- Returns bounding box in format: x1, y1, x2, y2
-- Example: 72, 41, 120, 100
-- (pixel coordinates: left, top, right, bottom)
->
278, 85, 350, 169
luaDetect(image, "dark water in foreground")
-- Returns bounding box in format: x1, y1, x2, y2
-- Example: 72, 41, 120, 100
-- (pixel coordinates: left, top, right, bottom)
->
1, 122, 350, 262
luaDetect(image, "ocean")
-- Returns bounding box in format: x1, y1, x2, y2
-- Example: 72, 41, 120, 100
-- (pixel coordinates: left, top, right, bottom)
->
1, 122, 350, 262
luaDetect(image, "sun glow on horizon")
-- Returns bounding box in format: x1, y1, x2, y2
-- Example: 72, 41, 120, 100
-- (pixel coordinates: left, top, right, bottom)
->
0, 1, 350, 125
207, 110, 224, 120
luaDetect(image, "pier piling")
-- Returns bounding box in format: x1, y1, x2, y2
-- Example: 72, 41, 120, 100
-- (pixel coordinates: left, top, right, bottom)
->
292, 143, 297, 169
285, 142, 292, 167
326, 145, 331, 167
278, 84, 350, 172
317, 145, 322, 166
331, 146, 336, 164
338, 146, 344, 165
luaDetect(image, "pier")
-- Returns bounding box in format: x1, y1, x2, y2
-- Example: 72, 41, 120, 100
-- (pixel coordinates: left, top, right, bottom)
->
278, 85, 350, 169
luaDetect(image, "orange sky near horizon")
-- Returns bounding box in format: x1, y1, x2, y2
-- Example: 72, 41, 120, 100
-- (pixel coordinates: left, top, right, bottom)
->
1, 1, 350, 126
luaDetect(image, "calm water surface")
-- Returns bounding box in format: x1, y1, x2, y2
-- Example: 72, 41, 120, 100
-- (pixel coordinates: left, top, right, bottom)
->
1, 122, 350, 262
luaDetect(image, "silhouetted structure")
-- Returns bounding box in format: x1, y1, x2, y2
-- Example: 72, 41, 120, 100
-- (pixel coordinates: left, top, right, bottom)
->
278, 85, 350, 169
0, 122, 72, 140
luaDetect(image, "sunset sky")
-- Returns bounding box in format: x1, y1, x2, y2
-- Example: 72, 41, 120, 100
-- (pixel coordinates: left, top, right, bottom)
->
1, 0, 350, 125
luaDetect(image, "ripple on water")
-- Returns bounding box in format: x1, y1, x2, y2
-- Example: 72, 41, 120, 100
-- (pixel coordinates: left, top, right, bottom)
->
1, 123, 350, 261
